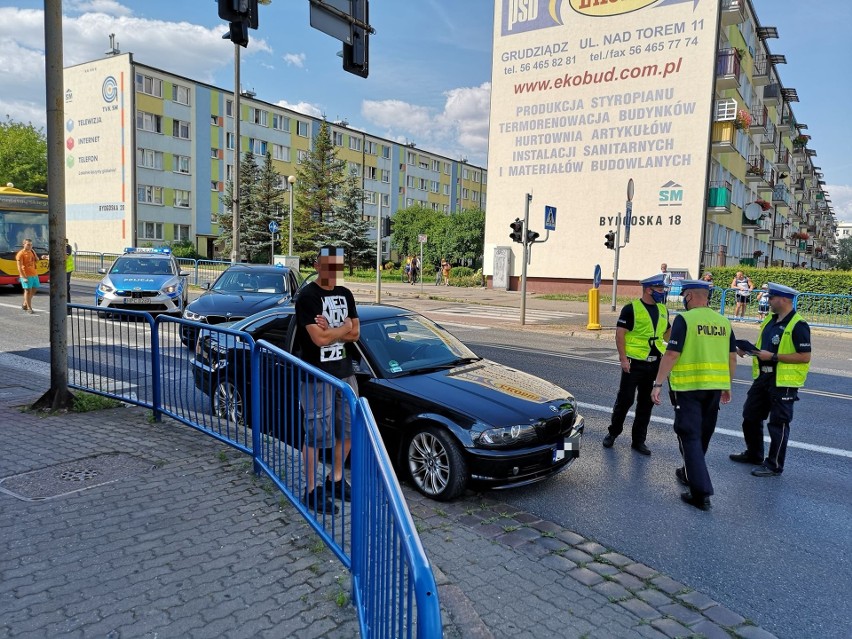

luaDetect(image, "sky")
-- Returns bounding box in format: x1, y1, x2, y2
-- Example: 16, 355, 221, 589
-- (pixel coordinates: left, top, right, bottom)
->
0, 0, 849, 223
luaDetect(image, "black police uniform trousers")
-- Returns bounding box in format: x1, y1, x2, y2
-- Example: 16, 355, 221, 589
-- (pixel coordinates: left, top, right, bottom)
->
741, 374, 798, 473
672, 389, 721, 498
609, 358, 660, 445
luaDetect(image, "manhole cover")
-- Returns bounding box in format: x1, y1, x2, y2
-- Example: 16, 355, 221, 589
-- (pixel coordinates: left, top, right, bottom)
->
0, 452, 154, 501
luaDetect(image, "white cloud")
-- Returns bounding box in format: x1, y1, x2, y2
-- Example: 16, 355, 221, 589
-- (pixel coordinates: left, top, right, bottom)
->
827, 184, 852, 223
276, 100, 324, 118
361, 83, 491, 165
282, 53, 306, 68
67, 0, 133, 17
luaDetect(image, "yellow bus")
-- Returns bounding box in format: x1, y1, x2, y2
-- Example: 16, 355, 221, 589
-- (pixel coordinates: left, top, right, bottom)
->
0, 184, 50, 287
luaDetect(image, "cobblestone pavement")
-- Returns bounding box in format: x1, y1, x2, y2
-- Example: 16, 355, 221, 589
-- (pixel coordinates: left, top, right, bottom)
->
0, 353, 781, 638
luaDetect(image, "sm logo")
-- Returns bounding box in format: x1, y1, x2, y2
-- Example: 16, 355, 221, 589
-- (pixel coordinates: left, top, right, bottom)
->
502, 0, 562, 36
658, 180, 683, 207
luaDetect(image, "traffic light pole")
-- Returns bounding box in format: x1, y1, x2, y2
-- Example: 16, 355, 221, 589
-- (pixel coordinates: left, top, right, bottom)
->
520, 192, 531, 326
231, 42, 241, 264
611, 223, 621, 311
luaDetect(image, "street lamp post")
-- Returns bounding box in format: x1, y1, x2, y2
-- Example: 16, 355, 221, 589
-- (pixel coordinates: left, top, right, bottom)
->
287, 175, 296, 256
230, 43, 241, 264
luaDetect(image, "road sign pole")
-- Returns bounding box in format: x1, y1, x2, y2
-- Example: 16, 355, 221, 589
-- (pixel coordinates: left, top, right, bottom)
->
520, 192, 531, 326
419, 240, 424, 294
612, 222, 621, 311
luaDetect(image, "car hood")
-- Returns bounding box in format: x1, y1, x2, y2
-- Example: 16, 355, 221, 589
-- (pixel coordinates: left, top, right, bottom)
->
188, 290, 290, 316
379, 358, 575, 426
106, 274, 179, 291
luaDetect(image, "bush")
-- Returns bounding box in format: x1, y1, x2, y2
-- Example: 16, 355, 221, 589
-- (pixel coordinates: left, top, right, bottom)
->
170, 240, 200, 260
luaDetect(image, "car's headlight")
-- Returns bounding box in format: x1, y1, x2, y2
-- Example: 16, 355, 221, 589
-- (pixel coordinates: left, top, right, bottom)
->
477, 423, 537, 448
183, 309, 206, 321
163, 283, 179, 294
98, 282, 114, 293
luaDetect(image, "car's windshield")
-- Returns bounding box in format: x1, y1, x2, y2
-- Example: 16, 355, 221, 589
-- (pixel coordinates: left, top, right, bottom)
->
213, 270, 288, 294
360, 315, 478, 376
110, 257, 174, 275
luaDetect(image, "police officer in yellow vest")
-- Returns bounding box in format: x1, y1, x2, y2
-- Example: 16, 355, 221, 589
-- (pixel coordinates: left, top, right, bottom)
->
65, 239, 75, 314
603, 274, 671, 455
651, 280, 737, 511
730, 282, 811, 477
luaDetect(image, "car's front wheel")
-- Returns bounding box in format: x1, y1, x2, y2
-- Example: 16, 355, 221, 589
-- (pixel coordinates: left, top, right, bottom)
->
212, 379, 245, 425
407, 425, 467, 501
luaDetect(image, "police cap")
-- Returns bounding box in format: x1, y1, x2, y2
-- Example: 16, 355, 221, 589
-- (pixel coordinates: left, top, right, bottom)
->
640, 274, 668, 288
679, 279, 712, 292
766, 282, 798, 299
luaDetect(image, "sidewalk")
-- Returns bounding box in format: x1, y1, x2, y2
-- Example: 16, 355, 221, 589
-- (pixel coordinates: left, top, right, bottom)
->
0, 359, 781, 639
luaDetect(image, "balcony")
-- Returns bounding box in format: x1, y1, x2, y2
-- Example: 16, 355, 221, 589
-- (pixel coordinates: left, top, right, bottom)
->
770, 224, 787, 241
763, 83, 782, 107
752, 53, 770, 86
774, 147, 792, 173
716, 49, 742, 89
721, 0, 746, 25
760, 120, 777, 149
778, 106, 795, 132
745, 156, 767, 183
749, 104, 767, 134
707, 181, 731, 214
771, 184, 791, 208
710, 121, 737, 152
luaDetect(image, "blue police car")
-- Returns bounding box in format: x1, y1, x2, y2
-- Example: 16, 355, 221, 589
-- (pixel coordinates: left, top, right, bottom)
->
95, 247, 189, 315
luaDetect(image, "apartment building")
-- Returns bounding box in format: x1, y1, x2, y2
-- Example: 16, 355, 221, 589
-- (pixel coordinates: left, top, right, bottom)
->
484, 0, 836, 291
62, 53, 487, 257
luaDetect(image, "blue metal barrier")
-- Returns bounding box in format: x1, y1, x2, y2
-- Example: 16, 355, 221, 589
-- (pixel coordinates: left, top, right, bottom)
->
66, 307, 443, 638
792, 292, 852, 329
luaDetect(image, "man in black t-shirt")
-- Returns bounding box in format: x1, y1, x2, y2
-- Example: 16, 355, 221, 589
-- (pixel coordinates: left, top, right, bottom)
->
295, 246, 360, 514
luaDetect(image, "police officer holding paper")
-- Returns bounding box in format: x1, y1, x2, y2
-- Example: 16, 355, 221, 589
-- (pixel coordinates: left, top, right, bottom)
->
730, 282, 811, 477
651, 280, 737, 511
603, 274, 671, 455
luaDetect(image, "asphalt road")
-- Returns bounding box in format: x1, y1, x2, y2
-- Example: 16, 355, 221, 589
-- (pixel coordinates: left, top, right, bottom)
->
2, 280, 850, 639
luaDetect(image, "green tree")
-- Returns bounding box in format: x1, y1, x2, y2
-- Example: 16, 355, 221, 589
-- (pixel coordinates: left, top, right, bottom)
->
444, 208, 485, 267
320, 168, 374, 273
215, 151, 264, 261
293, 120, 346, 266
831, 236, 852, 271
255, 152, 287, 262
390, 205, 485, 270
0, 118, 48, 193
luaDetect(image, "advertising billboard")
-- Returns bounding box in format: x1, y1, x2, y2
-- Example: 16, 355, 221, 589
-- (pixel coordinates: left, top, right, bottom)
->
485, 0, 721, 284
64, 54, 133, 254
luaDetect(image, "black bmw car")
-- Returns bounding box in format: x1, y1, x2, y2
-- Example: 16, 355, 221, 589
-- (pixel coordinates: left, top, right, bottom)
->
181, 264, 302, 345
190, 305, 584, 501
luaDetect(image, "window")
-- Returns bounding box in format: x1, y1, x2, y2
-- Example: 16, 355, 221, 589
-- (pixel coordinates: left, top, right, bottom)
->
364, 191, 376, 204
442, 204, 449, 213
272, 114, 289, 131
137, 185, 163, 205
297, 149, 309, 164
443, 184, 450, 195
431, 180, 439, 193
407, 175, 416, 188
226, 164, 233, 181
136, 111, 162, 133
174, 190, 191, 208
349, 136, 362, 151
472, 190, 479, 202
381, 193, 389, 207
333, 131, 344, 146
462, 168, 470, 180
273, 144, 289, 161
297, 121, 309, 137
365, 140, 377, 155
136, 148, 163, 170
365, 166, 377, 180
226, 132, 234, 149
173, 224, 190, 242
381, 169, 390, 183
172, 84, 190, 105
419, 178, 428, 191
211, 148, 218, 159
211, 114, 219, 126
135, 73, 162, 97
226, 100, 233, 117
462, 188, 470, 200
406, 151, 416, 165
444, 162, 451, 174
431, 202, 440, 211
173, 119, 190, 139
174, 155, 190, 174
249, 107, 268, 126
406, 198, 414, 207
419, 160, 429, 170
472, 171, 480, 182
348, 162, 362, 177
382, 146, 390, 159
250, 138, 267, 155
432, 159, 440, 172
139, 221, 163, 240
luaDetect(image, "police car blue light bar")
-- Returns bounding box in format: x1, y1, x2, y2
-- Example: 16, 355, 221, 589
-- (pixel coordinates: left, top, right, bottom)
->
124, 247, 171, 254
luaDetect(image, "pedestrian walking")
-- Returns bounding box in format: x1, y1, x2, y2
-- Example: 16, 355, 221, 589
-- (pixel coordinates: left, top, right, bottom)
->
409, 254, 419, 285
15, 238, 41, 314
651, 280, 737, 511
602, 274, 671, 455
730, 271, 753, 320
441, 258, 451, 286
730, 282, 811, 477
295, 246, 360, 515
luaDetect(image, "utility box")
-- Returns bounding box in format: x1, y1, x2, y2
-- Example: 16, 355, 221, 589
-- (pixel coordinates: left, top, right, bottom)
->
492, 246, 512, 291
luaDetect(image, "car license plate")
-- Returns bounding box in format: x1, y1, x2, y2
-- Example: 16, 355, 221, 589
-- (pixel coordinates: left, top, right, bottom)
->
123, 297, 147, 304
553, 434, 582, 462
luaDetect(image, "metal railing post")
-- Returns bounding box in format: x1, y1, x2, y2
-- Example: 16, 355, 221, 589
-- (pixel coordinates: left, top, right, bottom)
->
251, 342, 262, 476
150, 314, 162, 422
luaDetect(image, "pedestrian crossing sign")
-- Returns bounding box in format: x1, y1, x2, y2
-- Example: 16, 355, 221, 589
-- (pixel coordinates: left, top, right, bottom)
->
544, 206, 556, 231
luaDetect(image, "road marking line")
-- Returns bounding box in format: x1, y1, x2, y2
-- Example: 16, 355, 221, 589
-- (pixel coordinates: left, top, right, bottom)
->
579, 402, 852, 459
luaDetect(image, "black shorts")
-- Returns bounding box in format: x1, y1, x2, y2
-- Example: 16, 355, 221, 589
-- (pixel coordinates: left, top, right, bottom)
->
736, 294, 750, 304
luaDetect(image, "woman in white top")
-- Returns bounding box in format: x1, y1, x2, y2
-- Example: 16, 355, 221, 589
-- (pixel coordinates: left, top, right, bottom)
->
730, 271, 753, 319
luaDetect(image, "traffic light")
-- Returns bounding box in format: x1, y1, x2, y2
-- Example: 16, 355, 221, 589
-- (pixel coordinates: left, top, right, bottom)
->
526, 229, 540, 244
343, 0, 370, 78
219, 0, 258, 47
509, 219, 524, 243
604, 230, 615, 250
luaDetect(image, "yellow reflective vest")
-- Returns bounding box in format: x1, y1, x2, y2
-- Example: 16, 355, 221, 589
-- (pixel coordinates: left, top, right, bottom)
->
624, 299, 667, 360
669, 307, 732, 391
752, 313, 810, 387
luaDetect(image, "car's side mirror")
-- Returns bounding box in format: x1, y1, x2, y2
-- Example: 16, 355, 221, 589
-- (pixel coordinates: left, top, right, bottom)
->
97, 268, 107, 275
202, 282, 211, 290
179, 270, 189, 277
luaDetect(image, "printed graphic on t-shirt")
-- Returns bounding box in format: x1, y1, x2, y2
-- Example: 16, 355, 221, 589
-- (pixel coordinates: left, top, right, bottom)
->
320, 295, 349, 362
